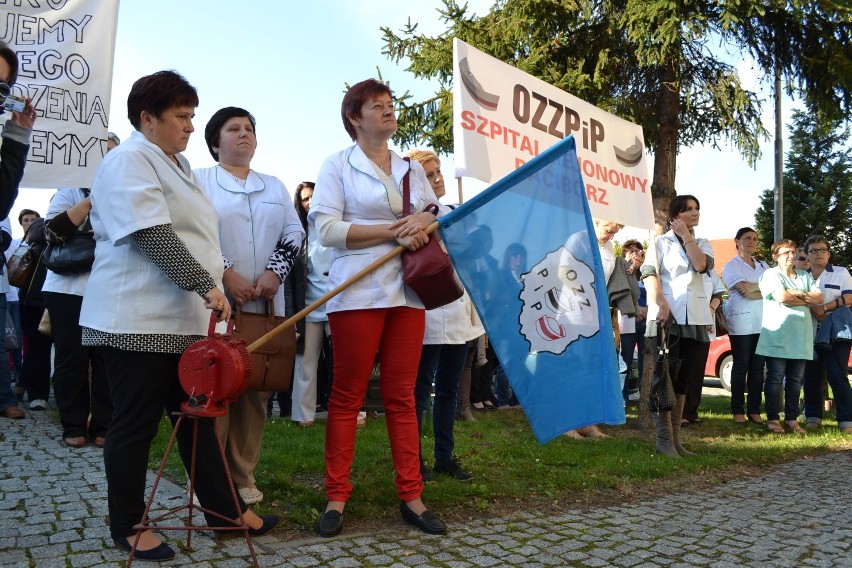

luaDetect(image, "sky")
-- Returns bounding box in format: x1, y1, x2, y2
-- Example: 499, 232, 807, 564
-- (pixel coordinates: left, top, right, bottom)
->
9, 0, 802, 241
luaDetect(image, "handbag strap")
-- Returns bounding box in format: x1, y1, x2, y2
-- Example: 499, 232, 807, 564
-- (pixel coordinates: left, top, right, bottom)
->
235, 299, 276, 326
401, 157, 411, 217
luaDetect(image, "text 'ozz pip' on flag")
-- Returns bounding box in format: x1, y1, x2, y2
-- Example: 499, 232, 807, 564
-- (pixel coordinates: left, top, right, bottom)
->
438, 136, 624, 443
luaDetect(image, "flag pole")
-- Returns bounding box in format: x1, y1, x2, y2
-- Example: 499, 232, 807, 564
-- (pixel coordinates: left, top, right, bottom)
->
246, 222, 440, 353
457, 177, 463, 204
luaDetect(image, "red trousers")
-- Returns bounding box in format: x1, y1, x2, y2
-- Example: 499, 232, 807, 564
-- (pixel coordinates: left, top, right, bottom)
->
325, 307, 425, 502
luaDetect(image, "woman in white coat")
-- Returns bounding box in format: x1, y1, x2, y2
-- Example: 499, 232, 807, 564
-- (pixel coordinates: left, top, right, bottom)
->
641, 194, 714, 457
722, 227, 769, 424
195, 106, 304, 505
408, 148, 482, 481
80, 72, 275, 560
310, 79, 447, 538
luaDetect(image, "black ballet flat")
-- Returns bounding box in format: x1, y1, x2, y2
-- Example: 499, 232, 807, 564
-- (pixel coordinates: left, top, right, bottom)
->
216, 514, 279, 541
113, 536, 175, 562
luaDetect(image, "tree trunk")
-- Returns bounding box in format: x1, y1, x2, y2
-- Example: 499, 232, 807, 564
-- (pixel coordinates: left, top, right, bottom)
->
650, 61, 680, 234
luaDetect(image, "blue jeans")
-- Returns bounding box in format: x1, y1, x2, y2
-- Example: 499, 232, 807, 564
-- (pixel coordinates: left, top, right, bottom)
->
7, 300, 22, 378
729, 334, 765, 416
764, 357, 806, 422
414, 343, 468, 462
620, 318, 646, 400
0, 295, 14, 413
803, 342, 852, 429
492, 363, 519, 407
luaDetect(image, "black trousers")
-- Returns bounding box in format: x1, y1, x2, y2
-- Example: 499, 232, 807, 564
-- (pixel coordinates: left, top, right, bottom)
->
44, 292, 111, 438
20, 303, 53, 402
670, 336, 710, 422
98, 347, 246, 539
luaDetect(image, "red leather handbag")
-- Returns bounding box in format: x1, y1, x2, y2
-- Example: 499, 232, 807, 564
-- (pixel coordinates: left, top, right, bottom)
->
400, 159, 463, 310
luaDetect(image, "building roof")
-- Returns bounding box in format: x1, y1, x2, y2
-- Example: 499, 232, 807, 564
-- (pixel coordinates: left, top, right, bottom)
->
709, 239, 738, 285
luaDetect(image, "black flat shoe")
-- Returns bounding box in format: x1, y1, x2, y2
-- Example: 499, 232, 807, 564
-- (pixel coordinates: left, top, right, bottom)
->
317, 509, 343, 538
249, 514, 279, 536
113, 536, 175, 562
399, 502, 447, 535
216, 514, 280, 541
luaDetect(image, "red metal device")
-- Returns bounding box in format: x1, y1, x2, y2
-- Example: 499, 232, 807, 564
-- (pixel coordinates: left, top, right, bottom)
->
178, 316, 252, 416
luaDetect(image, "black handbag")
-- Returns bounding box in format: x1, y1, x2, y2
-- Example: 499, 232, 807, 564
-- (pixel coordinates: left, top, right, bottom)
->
399, 159, 463, 310
42, 231, 95, 275
646, 321, 681, 413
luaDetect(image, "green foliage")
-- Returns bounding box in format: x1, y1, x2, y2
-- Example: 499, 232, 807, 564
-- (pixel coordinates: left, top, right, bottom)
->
380, 0, 850, 226
754, 108, 852, 268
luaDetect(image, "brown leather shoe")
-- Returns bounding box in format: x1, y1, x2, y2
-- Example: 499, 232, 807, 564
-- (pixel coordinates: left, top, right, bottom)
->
1, 406, 24, 419
64, 436, 87, 448
93, 437, 106, 448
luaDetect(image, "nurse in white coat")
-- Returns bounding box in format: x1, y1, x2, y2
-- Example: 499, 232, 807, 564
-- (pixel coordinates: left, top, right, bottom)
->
195, 106, 304, 506
79, 72, 276, 560
310, 79, 447, 538
641, 194, 714, 458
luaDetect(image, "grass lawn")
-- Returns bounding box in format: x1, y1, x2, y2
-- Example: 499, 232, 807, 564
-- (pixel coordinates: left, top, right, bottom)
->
149, 390, 852, 538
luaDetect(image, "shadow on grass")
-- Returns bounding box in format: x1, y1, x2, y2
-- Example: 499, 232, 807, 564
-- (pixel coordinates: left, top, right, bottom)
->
149, 392, 852, 536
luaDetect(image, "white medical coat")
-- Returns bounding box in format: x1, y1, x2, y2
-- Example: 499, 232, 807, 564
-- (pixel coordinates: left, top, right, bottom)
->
80, 131, 223, 336
309, 144, 444, 314
194, 166, 304, 318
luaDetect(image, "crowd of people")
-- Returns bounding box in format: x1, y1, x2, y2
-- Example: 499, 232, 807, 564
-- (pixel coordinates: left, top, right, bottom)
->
1, 39, 850, 558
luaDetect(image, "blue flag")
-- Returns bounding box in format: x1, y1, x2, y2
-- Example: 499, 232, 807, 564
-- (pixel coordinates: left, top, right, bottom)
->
438, 136, 624, 443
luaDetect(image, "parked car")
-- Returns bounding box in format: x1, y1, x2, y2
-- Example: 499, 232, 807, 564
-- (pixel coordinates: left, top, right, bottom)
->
705, 335, 733, 391
705, 334, 852, 393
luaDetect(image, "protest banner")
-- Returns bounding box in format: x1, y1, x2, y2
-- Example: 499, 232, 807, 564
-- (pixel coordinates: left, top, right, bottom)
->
453, 38, 654, 230
1, 0, 119, 188
439, 135, 625, 443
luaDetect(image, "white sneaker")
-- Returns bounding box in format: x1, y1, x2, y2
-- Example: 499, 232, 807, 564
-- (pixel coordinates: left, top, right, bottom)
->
29, 399, 47, 410
238, 487, 263, 504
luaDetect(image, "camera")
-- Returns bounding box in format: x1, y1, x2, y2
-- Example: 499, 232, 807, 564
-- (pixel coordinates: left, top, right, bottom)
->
0, 81, 25, 113
2, 95, 26, 113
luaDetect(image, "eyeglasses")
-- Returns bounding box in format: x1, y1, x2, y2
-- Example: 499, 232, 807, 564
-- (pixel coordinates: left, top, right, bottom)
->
796, 257, 807, 261
807, 247, 829, 254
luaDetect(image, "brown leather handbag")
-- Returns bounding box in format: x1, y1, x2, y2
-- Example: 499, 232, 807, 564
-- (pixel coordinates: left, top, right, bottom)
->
230, 301, 296, 391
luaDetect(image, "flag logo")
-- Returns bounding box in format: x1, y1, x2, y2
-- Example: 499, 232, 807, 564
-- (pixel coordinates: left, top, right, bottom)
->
520, 247, 600, 354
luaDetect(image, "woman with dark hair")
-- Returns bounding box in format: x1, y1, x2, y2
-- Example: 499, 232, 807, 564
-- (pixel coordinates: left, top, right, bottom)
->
641, 194, 713, 457
80, 71, 276, 561
801, 235, 852, 433
195, 106, 304, 505
756, 239, 821, 434
722, 227, 769, 424
310, 78, 447, 537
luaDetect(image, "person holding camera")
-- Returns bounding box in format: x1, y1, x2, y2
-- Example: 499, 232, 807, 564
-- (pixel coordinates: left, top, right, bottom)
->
0, 41, 37, 420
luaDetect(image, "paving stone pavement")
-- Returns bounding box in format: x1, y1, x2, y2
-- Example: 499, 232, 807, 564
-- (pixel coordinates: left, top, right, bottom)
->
1, 400, 850, 567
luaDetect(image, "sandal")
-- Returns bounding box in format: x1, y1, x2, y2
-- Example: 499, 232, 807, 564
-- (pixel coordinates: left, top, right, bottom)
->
785, 420, 806, 434
747, 414, 765, 425
733, 414, 748, 424
766, 420, 784, 434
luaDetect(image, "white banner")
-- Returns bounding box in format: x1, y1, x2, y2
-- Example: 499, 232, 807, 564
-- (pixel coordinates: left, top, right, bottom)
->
453, 39, 654, 230
1, 0, 119, 189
